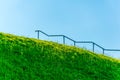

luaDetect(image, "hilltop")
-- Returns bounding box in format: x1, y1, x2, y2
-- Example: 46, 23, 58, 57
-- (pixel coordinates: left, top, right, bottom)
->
0, 32, 120, 80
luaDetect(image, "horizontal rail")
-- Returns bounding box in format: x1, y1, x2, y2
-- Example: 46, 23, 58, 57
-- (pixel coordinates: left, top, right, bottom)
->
48, 35, 64, 37
35, 30, 120, 55
75, 41, 93, 43
104, 49, 120, 51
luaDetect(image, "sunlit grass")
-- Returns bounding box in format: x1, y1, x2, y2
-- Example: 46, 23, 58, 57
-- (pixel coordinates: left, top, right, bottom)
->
0, 32, 120, 80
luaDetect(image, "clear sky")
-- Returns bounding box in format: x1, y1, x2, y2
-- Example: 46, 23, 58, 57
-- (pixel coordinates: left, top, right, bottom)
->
0, 0, 120, 58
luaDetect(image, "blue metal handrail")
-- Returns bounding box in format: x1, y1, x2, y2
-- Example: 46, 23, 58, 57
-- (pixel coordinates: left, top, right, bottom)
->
35, 30, 120, 54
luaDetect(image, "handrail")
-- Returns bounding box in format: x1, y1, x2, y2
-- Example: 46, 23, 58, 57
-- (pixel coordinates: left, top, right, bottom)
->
35, 30, 120, 54
104, 49, 120, 51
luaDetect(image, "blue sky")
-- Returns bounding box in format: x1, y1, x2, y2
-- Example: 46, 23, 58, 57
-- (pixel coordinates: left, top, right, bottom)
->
0, 0, 120, 58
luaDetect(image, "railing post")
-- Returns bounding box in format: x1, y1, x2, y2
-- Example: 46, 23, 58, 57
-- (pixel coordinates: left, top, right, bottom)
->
74, 41, 76, 46
103, 49, 104, 54
38, 31, 40, 39
93, 42, 95, 52
35, 30, 40, 39
63, 36, 65, 44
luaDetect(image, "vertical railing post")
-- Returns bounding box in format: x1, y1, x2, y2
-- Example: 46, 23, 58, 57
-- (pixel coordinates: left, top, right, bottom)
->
93, 42, 95, 52
74, 41, 76, 46
35, 30, 40, 39
38, 31, 40, 39
63, 36, 65, 44
103, 49, 104, 54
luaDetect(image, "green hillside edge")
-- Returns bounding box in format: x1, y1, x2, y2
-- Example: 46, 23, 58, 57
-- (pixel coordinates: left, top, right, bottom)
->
0, 32, 120, 80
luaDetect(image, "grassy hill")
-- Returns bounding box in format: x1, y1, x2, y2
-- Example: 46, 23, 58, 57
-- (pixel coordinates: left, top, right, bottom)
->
0, 32, 120, 80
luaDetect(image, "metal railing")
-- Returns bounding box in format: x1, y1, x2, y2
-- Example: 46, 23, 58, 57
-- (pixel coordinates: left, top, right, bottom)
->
35, 30, 120, 54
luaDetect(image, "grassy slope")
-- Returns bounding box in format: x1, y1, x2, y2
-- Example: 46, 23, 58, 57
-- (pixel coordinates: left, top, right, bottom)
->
0, 32, 120, 80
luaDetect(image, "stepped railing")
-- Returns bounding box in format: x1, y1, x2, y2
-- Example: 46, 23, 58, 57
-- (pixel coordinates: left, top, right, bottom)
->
35, 30, 120, 54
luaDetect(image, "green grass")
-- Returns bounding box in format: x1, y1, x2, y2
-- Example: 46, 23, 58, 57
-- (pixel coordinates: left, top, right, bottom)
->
0, 32, 120, 80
